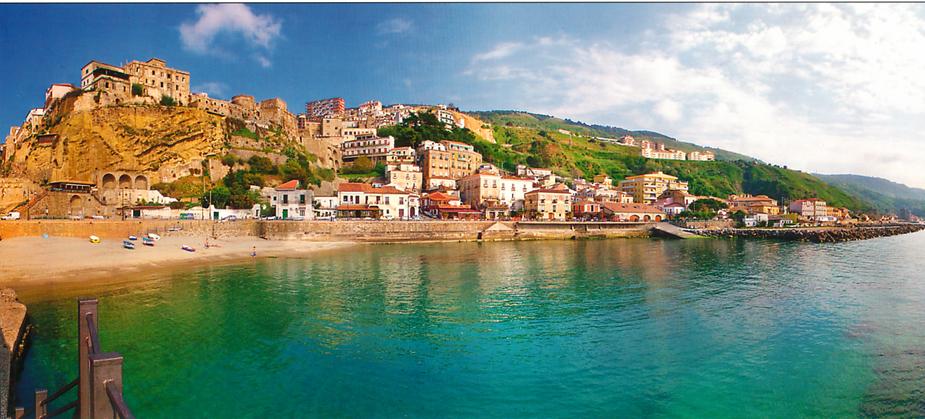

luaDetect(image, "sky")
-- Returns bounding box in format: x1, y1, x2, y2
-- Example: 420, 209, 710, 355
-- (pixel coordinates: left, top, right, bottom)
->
2, 3, 925, 188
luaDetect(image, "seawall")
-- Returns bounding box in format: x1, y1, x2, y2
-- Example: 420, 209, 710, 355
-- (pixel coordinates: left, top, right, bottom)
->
0, 220, 653, 242
0, 288, 28, 418
694, 224, 925, 243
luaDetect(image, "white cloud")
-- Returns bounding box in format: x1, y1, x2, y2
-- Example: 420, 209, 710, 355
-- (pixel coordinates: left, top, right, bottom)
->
192, 82, 230, 98
473, 42, 523, 61
179, 4, 281, 65
653, 99, 683, 122
464, 4, 925, 188
377, 18, 413, 35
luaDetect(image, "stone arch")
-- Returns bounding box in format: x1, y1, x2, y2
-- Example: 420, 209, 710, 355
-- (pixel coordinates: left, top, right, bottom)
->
70, 195, 82, 213
655, 215, 662, 222
102, 173, 116, 189
643, 215, 651, 221
119, 174, 132, 189
630, 215, 640, 222
134, 175, 148, 190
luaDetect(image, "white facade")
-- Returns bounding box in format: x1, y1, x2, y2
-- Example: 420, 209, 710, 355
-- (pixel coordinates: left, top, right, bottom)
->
270, 182, 314, 219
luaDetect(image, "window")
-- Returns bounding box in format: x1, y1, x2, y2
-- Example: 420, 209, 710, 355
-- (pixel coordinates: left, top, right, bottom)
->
283, 195, 288, 204
300, 195, 306, 204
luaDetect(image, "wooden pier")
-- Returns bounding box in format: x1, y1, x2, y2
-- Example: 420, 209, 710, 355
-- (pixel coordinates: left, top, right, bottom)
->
13, 299, 134, 419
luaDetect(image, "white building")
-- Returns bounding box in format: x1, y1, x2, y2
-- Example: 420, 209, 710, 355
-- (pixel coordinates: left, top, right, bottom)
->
270, 180, 313, 219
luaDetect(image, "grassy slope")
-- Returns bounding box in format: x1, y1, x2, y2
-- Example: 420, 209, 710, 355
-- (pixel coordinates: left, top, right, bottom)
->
460, 114, 874, 214
466, 111, 757, 162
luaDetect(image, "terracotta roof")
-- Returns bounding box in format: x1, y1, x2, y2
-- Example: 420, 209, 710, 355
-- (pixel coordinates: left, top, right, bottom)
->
373, 186, 408, 195
276, 180, 299, 190
338, 183, 372, 192
424, 192, 459, 202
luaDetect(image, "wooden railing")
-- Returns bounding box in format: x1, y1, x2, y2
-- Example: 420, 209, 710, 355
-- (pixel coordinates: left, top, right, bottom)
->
13, 299, 134, 419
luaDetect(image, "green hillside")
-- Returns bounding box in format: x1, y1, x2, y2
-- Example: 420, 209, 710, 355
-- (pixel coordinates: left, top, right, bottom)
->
813, 174, 925, 216
466, 110, 757, 162
387, 111, 876, 215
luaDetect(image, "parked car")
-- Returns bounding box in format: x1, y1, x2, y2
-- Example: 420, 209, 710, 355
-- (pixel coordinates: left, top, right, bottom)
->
1, 212, 20, 220
220, 215, 237, 222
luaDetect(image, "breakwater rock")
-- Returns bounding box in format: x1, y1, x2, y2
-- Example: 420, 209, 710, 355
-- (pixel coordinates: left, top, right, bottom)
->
694, 224, 925, 243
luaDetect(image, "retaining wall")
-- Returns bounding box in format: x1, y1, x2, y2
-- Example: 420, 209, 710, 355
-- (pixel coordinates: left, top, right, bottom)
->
0, 220, 654, 242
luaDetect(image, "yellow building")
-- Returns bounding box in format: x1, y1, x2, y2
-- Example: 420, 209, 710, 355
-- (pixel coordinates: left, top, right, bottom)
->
617, 171, 688, 204
524, 186, 572, 220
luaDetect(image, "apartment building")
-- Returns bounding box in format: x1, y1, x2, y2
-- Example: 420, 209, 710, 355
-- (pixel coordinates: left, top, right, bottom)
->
386, 147, 416, 163
336, 183, 416, 219
385, 163, 423, 193
618, 171, 689, 204
124, 58, 191, 105
688, 151, 716, 161
728, 194, 779, 215
457, 171, 535, 211
790, 198, 828, 220
341, 134, 395, 163
419, 140, 482, 182
641, 147, 686, 161
524, 186, 572, 220
306, 97, 345, 118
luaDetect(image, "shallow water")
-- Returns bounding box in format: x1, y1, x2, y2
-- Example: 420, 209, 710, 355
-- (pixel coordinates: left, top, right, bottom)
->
15, 232, 925, 418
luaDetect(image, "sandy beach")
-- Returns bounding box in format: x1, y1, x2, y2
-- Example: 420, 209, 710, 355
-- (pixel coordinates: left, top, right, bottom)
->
0, 235, 358, 295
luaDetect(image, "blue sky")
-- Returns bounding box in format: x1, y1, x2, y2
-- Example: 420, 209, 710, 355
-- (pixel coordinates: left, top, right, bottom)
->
3, 3, 925, 188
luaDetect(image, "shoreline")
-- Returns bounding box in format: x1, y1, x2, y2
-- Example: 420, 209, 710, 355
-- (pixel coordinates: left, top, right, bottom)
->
0, 235, 358, 300
2, 222, 923, 297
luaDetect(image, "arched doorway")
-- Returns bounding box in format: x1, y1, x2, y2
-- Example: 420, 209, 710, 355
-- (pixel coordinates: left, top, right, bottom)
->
102, 173, 116, 189
655, 215, 662, 222
70, 195, 82, 214
119, 174, 132, 189
630, 215, 640, 222
643, 215, 651, 221
134, 175, 148, 190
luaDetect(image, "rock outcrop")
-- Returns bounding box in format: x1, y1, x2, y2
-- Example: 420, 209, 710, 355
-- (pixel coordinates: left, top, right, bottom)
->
694, 224, 925, 243
8, 105, 226, 184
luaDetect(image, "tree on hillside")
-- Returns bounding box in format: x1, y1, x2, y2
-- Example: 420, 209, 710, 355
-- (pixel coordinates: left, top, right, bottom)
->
690, 198, 728, 213
378, 111, 478, 149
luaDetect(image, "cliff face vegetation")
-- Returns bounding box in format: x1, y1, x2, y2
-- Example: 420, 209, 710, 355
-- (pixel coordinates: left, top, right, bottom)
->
8, 105, 226, 183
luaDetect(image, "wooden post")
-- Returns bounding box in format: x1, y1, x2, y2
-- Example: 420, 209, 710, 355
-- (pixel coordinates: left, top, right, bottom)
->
77, 298, 97, 419
35, 389, 47, 419
89, 353, 123, 419
14, 407, 23, 419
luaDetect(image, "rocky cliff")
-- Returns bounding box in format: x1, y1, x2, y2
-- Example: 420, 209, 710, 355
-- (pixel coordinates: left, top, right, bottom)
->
6, 105, 226, 184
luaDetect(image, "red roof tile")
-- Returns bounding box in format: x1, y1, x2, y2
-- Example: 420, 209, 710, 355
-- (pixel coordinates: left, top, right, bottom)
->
276, 180, 299, 190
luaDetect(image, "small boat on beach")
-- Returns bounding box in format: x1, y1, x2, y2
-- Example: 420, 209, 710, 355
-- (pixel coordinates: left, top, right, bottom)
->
128, 235, 138, 241
182, 245, 195, 252
123, 240, 135, 250
89, 235, 100, 243
142, 237, 155, 246
148, 233, 161, 241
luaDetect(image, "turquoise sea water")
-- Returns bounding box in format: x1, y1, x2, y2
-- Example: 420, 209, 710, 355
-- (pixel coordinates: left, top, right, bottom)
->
14, 232, 925, 418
